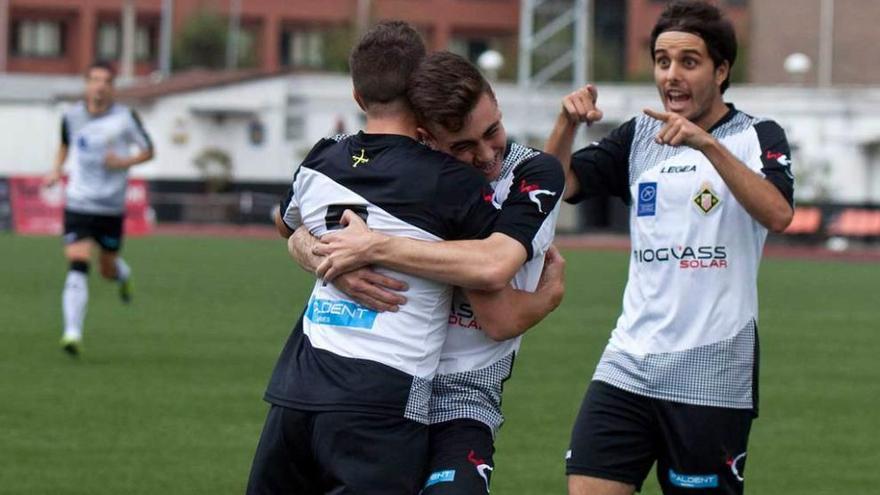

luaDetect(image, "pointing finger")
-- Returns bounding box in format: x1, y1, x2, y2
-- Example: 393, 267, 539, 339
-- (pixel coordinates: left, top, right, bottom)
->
643, 108, 670, 122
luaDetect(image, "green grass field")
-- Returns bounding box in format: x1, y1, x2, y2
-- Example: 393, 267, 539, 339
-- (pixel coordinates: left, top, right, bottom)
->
1, 233, 878, 494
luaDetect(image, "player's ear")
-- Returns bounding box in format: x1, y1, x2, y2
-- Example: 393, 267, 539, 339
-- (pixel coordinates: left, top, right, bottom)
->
416, 127, 438, 150
352, 89, 367, 112
714, 61, 730, 88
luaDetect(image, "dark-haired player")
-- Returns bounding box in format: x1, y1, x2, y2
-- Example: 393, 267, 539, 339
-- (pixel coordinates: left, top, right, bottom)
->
295, 52, 566, 494
45, 61, 154, 356
246, 22, 560, 495
545, 1, 794, 494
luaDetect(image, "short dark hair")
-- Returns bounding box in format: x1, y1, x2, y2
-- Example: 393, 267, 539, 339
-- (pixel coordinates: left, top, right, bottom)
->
349, 21, 426, 106
86, 60, 116, 80
650, 0, 737, 93
407, 51, 495, 133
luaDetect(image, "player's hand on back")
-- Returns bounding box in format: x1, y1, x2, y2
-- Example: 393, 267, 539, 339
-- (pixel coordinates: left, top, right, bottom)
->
314, 209, 385, 281
643, 108, 715, 151
561, 84, 603, 127
537, 245, 566, 310
334, 267, 408, 312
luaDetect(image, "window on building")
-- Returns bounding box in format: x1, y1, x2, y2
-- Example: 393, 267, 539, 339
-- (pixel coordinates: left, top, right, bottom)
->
95, 22, 155, 61
285, 95, 307, 141
281, 29, 324, 69
12, 19, 64, 57
449, 37, 490, 65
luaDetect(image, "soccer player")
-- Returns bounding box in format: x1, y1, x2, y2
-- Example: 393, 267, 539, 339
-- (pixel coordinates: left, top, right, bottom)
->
545, 2, 794, 494
246, 22, 555, 495
294, 52, 566, 494
45, 61, 154, 356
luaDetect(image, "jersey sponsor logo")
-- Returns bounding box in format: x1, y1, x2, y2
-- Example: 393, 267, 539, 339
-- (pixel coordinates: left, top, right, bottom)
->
660, 164, 697, 174
351, 148, 369, 168
77, 135, 89, 150
693, 182, 721, 214
637, 182, 657, 217
449, 301, 482, 330
99, 236, 120, 249
726, 452, 747, 482
633, 245, 728, 269
668, 469, 719, 489
519, 179, 556, 214
305, 298, 377, 329
467, 450, 493, 492
424, 469, 456, 488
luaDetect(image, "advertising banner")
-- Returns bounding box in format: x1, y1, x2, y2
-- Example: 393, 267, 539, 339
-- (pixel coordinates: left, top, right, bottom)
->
9, 176, 152, 236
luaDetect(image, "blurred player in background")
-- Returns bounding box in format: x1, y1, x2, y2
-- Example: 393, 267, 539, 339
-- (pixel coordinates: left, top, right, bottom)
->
45, 61, 154, 357
296, 51, 566, 494
545, 1, 794, 494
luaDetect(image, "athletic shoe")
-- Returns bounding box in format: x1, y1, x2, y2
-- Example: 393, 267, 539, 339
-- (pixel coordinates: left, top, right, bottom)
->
60, 336, 81, 357
119, 278, 132, 304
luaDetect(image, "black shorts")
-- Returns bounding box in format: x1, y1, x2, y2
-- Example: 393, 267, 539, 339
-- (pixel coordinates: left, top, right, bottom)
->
63, 210, 124, 252
566, 381, 753, 494
246, 405, 428, 495
422, 419, 495, 495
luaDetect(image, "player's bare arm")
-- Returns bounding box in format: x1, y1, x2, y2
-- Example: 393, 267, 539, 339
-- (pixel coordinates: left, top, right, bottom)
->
314, 210, 526, 291
273, 206, 294, 238
288, 225, 408, 313
45, 143, 69, 187
465, 245, 566, 341
545, 85, 603, 201
105, 147, 154, 170
644, 108, 793, 232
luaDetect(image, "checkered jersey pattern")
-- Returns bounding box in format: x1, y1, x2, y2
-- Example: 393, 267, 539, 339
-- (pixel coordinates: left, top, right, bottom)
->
499, 142, 541, 181
628, 111, 763, 184
428, 352, 515, 434
594, 319, 758, 409
404, 376, 433, 424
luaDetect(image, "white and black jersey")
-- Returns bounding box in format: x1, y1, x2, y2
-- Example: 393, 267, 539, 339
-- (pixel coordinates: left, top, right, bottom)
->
61, 102, 152, 215
568, 104, 794, 412
267, 132, 531, 424
430, 142, 565, 433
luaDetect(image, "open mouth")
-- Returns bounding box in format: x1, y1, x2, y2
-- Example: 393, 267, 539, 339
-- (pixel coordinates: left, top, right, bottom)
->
665, 89, 691, 109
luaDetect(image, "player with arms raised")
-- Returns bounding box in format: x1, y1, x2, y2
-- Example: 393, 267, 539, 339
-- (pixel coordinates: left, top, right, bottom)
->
546, 2, 794, 494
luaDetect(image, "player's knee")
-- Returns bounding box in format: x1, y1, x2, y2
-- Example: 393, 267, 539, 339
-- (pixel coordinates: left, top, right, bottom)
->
70, 260, 90, 275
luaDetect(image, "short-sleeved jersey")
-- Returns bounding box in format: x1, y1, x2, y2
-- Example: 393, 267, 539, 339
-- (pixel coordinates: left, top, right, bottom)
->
62, 102, 153, 215
429, 142, 565, 433
267, 132, 510, 424
568, 104, 794, 412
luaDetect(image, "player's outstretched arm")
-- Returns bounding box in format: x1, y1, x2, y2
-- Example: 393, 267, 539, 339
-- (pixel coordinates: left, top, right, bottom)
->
644, 108, 794, 232
289, 225, 408, 312
314, 211, 527, 291
544, 85, 603, 201
466, 246, 566, 341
